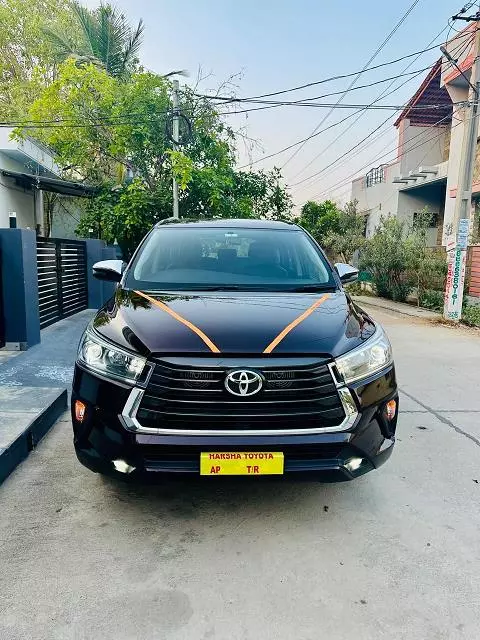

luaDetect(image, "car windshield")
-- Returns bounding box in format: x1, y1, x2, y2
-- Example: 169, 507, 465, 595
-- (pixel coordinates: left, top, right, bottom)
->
125, 226, 337, 291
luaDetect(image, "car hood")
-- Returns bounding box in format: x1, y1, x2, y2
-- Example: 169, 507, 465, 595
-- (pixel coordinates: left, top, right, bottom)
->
93, 288, 375, 358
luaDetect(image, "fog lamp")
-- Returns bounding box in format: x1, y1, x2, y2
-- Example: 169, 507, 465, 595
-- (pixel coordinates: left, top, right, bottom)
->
113, 459, 136, 474
344, 457, 363, 472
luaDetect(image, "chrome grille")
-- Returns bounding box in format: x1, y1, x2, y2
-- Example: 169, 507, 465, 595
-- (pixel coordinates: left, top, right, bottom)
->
136, 357, 346, 432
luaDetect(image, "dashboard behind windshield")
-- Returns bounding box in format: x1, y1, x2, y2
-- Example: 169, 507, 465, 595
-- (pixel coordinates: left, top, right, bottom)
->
125, 226, 336, 291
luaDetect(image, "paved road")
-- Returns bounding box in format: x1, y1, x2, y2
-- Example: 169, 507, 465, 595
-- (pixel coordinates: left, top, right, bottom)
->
1, 306, 480, 640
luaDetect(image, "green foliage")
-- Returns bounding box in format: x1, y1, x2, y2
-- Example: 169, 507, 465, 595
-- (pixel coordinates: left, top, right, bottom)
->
406, 209, 447, 305
168, 151, 194, 190
323, 200, 366, 263
20, 60, 292, 254
462, 303, 480, 327
44, 2, 144, 80
23, 59, 125, 182
0, 0, 81, 119
360, 216, 412, 302
76, 179, 171, 258
360, 209, 447, 303
298, 200, 340, 240
298, 199, 365, 262
418, 289, 444, 312
344, 281, 373, 296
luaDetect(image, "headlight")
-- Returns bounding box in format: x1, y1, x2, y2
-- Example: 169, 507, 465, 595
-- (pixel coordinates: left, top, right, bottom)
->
77, 329, 146, 384
335, 327, 393, 384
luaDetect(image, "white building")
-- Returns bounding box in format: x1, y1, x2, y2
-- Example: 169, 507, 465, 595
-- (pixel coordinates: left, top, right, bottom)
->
0, 128, 92, 236
351, 59, 451, 247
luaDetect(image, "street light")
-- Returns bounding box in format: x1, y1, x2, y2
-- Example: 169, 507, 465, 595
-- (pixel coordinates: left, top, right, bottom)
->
161, 70, 189, 79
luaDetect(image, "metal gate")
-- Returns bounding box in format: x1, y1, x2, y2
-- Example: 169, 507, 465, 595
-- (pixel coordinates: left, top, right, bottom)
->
37, 238, 88, 329
0, 244, 4, 347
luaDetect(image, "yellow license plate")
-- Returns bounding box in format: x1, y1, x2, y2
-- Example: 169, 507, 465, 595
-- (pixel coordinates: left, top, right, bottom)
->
200, 452, 284, 476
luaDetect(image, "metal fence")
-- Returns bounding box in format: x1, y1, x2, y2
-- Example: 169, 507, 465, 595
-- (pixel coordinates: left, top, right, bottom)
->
0, 244, 4, 347
36, 237, 88, 329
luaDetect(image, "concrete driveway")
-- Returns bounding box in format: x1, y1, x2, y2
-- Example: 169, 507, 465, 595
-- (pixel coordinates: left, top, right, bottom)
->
1, 305, 480, 640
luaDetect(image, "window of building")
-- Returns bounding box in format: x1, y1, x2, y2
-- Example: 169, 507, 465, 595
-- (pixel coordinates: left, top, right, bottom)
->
365, 166, 385, 188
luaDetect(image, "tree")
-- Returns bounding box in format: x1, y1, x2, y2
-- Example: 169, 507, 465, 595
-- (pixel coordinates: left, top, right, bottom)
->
297, 199, 365, 262
323, 200, 366, 264
44, 2, 144, 80
18, 60, 292, 255
297, 200, 340, 241
0, 0, 81, 119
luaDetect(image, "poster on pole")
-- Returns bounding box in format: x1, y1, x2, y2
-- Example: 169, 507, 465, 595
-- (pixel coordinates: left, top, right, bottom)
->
457, 218, 470, 250
446, 234, 456, 253
444, 248, 467, 320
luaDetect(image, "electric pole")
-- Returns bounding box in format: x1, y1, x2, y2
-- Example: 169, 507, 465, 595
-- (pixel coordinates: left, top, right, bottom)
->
444, 11, 480, 321
172, 78, 180, 219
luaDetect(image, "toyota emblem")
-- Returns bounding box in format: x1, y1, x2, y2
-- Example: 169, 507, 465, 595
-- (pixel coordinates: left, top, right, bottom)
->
225, 369, 263, 397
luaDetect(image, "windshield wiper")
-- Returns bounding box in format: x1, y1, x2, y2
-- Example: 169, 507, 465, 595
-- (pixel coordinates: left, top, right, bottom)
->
191, 285, 241, 291
286, 284, 337, 292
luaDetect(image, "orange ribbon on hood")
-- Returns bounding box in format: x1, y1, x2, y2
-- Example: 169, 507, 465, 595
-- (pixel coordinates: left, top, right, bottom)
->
134, 290, 330, 354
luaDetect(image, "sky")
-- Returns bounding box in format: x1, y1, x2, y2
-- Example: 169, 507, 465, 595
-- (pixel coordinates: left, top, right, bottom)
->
85, 0, 469, 210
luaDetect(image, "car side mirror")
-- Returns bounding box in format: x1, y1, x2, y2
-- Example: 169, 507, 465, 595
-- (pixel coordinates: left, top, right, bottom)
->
335, 263, 359, 284
92, 259, 126, 282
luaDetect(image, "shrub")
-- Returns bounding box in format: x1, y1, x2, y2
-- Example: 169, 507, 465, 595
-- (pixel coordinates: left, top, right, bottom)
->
406, 212, 447, 305
419, 289, 444, 312
345, 281, 373, 296
360, 209, 447, 304
360, 217, 412, 302
462, 304, 480, 327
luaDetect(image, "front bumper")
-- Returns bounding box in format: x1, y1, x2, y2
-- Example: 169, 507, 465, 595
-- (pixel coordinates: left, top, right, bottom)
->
71, 365, 398, 482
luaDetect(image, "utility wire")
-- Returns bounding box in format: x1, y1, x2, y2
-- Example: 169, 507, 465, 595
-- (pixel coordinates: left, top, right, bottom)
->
291, 31, 471, 190
198, 29, 475, 104
0, 98, 462, 131
289, 23, 453, 184
236, 70, 460, 170
304, 112, 455, 203
307, 114, 453, 201
212, 65, 434, 113
279, 0, 423, 170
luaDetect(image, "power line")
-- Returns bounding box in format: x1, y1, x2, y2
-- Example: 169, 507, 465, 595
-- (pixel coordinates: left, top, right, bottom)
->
306, 113, 454, 202
290, 31, 471, 190
217, 100, 454, 110
315, 119, 453, 200
360, 112, 461, 212
289, 24, 453, 184
279, 0, 423, 170
235, 29, 473, 170
236, 72, 458, 171
212, 65, 434, 112
0, 96, 459, 131
235, 97, 459, 171
198, 29, 476, 105
237, 112, 367, 169
303, 113, 455, 203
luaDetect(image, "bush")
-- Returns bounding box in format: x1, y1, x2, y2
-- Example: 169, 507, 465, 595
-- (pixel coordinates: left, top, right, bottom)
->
419, 289, 444, 312
360, 209, 446, 304
344, 281, 373, 296
462, 304, 480, 327
360, 217, 412, 302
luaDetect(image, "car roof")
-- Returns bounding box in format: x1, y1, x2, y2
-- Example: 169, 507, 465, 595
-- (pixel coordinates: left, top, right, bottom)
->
154, 218, 299, 230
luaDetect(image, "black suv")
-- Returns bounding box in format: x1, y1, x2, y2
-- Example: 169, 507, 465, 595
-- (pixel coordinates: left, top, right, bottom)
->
72, 219, 398, 481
